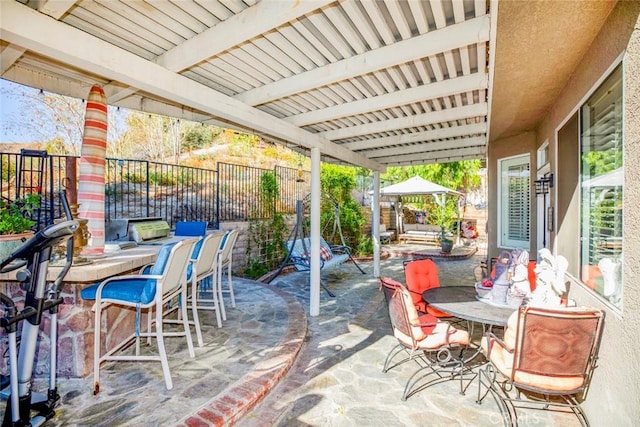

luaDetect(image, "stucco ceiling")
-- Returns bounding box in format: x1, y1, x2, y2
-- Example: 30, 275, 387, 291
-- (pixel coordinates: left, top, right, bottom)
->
489, 0, 616, 141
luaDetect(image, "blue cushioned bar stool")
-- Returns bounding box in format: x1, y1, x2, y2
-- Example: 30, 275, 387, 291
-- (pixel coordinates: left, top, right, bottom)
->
81, 237, 199, 393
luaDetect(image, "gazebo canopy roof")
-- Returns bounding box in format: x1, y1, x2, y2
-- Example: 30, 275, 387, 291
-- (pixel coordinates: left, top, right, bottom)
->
379, 176, 463, 198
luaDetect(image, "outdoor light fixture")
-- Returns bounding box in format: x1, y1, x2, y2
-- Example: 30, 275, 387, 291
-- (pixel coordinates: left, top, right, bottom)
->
534, 172, 554, 195
296, 162, 305, 182
535, 172, 555, 246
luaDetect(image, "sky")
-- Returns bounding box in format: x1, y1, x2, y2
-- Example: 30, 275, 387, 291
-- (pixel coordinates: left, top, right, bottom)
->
0, 79, 37, 142
0, 78, 129, 146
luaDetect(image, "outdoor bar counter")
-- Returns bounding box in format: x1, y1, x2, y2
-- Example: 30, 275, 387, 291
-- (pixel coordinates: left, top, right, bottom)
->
0, 245, 160, 378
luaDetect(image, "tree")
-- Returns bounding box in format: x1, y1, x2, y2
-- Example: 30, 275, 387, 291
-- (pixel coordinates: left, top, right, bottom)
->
120, 112, 186, 162
182, 123, 222, 152
381, 160, 482, 195
1, 80, 127, 155
320, 164, 365, 248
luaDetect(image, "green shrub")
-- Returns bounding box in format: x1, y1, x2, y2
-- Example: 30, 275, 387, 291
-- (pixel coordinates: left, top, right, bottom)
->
123, 172, 146, 183
148, 171, 176, 185
355, 235, 374, 257
243, 171, 288, 278
320, 164, 365, 248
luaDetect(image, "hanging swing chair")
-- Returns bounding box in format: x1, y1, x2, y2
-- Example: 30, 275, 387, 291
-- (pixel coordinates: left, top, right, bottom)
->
267, 193, 365, 296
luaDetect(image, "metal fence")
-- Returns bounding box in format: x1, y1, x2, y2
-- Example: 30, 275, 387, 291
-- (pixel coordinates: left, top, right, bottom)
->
1, 151, 310, 230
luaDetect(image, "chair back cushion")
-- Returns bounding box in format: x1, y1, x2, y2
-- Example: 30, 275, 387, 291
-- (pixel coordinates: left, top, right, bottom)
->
155, 238, 198, 299
319, 238, 334, 258
486, 306, 605, 394
386, 278, 427, 343
186, 237, 204, 280
219, 229, 239, 263
515, 307, 604, 390
150, 242, 177, 276
379, 277, 401, 305
140, 242, 178, 303
195, 232, 225, 277
405, 258, 440, 312
175, 221, 207, 236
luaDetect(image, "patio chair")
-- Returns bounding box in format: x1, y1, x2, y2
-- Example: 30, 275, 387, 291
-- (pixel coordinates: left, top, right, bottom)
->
404, 258, 452, 318
80, 237, 199, 393
217, 229, 239, 320
185, 231, 226, 346
379, 277, 470, 400
477, 305, 605, 426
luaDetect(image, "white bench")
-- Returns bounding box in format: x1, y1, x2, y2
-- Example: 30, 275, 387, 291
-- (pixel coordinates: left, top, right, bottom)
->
398, 223, 443, 245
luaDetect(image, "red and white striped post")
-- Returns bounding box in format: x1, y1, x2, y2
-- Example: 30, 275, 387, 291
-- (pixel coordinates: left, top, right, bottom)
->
77, 84, 107, 255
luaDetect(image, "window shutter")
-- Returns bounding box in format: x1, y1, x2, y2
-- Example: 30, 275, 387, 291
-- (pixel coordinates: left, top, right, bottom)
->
507, 163, 530, 241
498, 155, 530, 249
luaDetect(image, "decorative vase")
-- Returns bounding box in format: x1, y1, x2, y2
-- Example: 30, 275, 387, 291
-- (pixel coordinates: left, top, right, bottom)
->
491, 277, 511, 304
441, 240, 454, 253
0, 232, 34, 263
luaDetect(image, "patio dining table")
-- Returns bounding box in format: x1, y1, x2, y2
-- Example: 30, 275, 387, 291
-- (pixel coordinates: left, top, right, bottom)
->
422, 286, 517, 368
422, 285, 516, 328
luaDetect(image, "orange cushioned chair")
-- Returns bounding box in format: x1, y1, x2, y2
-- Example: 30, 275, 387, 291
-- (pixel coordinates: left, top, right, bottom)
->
477, 305, 605, 426
379, 277, 470, 400
404, 258, 452, 318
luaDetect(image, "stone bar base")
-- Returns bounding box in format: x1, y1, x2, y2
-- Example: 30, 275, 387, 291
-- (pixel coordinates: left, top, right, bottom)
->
0, 246, 159, 379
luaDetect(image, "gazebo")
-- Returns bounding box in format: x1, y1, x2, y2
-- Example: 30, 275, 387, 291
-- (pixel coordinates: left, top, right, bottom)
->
378, 176, 464, 237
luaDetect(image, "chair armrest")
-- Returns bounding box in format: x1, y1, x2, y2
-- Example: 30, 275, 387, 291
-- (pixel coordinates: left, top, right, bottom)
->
139, 263, 155, 274
483, 330, 513, 360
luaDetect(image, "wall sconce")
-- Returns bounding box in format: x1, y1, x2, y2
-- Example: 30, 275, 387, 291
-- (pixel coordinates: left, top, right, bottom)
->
534, 172, 554, 195
535, 172, 554, 247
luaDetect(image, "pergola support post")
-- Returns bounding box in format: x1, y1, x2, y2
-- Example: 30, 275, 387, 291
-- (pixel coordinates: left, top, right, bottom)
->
372, 171, 380, 278
309, 147, 321, 317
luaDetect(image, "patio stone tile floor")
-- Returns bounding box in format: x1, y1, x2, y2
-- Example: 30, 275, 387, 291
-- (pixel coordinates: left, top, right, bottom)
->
12, 243, 581, 426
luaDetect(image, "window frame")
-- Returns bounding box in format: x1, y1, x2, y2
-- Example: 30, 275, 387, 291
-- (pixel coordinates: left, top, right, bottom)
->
578, 63, 624, 311
497, 153, 531, 249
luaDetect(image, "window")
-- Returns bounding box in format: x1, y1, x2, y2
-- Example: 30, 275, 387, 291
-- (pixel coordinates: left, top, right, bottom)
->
498, 154, 530, 249
537, 141, 549, 167
580, 64, 623, 310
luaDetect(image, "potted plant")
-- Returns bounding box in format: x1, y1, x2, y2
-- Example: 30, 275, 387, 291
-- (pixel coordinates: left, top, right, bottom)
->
428, 197, 457, 253
439, 225, 454, 253
0, 193, 40, 261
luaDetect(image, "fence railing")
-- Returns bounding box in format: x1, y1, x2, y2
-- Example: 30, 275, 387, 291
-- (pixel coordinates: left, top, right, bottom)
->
1, 152, 310, 231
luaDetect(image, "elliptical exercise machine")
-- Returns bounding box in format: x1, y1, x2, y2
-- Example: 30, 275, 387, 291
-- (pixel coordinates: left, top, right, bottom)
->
0, 211, 77, 426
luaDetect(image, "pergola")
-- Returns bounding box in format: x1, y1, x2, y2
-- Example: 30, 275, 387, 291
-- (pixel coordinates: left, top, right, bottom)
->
0, 0, 613, 315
